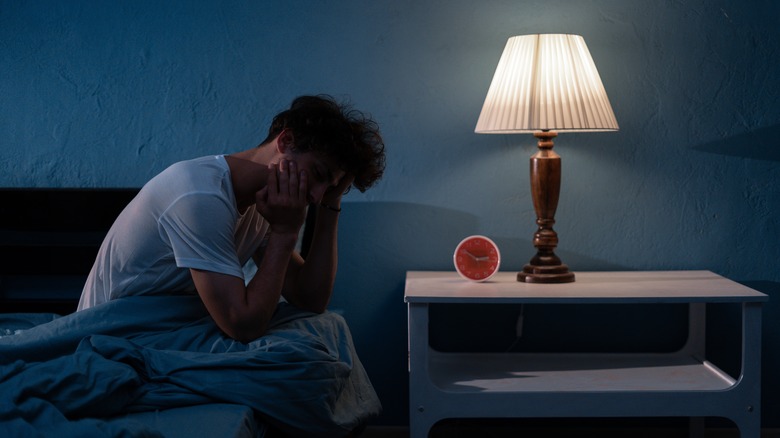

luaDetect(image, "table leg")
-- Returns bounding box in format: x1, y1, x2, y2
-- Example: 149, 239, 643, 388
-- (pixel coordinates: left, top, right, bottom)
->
408, 303, 434, 438
731, 302, 763, 438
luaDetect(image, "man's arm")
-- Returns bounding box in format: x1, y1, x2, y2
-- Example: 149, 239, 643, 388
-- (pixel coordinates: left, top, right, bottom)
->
280, 205, 339, 312
191, 231, 298, 342
280, 174, 353, 313
191, 160, 307, 342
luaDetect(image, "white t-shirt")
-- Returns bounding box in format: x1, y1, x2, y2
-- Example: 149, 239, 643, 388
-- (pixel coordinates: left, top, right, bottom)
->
78, 155, 268, 310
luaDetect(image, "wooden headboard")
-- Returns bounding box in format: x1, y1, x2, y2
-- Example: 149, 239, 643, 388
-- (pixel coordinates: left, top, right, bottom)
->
0, 188, 139, 314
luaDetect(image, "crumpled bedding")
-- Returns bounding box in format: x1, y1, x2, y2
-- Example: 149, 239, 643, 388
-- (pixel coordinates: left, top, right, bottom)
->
0, 295, 381, 437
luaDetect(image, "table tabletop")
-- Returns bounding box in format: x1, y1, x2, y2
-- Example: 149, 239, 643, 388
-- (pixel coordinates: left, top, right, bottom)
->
405, 270, 768, 304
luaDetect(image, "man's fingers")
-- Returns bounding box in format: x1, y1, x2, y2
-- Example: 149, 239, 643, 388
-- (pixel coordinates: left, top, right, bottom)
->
298, 169, 308, 201
337, 173, 355, 193
288, 161, 298, 198
267, 163, 278, 195
267, 160, 308, 205
259, 160, 308, 233
277, 160, 290, 196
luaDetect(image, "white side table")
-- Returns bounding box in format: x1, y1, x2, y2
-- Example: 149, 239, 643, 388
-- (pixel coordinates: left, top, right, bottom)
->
405, 271, 768, 437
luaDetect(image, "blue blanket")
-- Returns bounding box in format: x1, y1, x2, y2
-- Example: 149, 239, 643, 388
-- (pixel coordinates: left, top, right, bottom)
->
0, 296, 381, 437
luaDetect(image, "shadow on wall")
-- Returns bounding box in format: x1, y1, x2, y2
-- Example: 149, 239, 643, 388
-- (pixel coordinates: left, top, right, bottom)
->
330, 201, 478, 425
325, 202, 780, 428
691, 124, 780, 162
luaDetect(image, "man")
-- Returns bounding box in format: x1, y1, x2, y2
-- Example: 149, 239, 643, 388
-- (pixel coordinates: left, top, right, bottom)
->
77, 95, 385, 343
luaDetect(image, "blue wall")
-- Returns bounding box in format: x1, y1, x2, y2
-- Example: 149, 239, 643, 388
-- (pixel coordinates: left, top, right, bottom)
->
2, 0, 779, 428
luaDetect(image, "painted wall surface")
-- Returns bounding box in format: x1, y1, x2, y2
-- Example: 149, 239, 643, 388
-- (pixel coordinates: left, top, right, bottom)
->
2, 0, 779, 428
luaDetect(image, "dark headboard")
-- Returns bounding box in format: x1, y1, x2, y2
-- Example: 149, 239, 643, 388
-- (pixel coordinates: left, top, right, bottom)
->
1, 189, 320, 315
0, 188, 139, 314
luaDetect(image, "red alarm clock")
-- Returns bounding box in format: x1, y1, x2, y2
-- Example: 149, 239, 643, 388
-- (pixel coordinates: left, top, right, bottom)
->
453, 235, 501, 282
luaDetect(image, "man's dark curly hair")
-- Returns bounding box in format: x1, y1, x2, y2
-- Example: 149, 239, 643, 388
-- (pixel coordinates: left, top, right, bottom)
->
261, 95, 385, 192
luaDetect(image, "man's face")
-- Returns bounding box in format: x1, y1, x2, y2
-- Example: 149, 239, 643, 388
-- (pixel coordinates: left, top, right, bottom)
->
286, 151, 346, 204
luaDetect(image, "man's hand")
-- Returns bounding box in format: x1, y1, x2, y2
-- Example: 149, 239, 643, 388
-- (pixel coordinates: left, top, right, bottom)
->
321, 173, 355, 209
254, 159, 308, 234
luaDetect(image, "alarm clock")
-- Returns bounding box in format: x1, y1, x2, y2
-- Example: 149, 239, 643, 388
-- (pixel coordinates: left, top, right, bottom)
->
453, 235, 501, 282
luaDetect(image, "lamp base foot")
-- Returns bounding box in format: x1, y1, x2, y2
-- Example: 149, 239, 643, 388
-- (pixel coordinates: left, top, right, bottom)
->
517, 264, 575, 283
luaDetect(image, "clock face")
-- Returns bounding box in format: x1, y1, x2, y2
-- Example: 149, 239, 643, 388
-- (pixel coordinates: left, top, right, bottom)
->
453, 235, 501, 282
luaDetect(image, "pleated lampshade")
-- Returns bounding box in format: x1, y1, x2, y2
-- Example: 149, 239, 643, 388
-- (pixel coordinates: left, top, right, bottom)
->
475, 34, 619, 133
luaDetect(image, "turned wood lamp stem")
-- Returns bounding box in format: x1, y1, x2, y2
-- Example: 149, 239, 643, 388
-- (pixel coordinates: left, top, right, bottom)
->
517, 130, 575, 283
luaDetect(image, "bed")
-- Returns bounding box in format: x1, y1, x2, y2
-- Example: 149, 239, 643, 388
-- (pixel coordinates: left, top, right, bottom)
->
0, 189, 381, 437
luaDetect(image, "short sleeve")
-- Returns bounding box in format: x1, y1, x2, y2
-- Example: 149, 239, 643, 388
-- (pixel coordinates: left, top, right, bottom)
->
158, 191, 245, 279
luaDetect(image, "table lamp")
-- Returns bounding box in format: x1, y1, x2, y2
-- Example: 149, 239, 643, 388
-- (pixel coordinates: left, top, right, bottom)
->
475, 34, 618, 283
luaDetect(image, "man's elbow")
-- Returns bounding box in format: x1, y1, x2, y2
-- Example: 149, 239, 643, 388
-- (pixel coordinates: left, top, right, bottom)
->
283, 283, 332, 315
307, 303, 328, 314
230, 328, 266, 344
220, 315, 270, 344
288, 296, 329, 315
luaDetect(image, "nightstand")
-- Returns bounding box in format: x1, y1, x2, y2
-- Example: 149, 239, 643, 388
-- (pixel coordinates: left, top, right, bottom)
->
405, 271, 768, 437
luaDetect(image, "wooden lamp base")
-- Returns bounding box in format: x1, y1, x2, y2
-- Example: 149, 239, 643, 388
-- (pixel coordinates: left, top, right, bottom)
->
517, 131, 575, 284
517, 255, 575, 283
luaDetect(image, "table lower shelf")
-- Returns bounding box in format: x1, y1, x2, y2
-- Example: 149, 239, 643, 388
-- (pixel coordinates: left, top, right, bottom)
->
428, 351, 737, 393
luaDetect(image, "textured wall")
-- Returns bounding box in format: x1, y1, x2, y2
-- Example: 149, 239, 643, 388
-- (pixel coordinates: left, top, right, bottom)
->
2, 0, 779, 428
